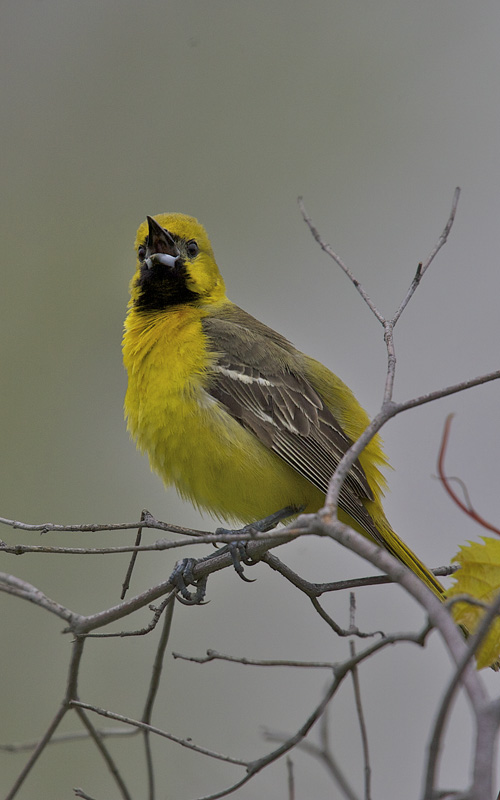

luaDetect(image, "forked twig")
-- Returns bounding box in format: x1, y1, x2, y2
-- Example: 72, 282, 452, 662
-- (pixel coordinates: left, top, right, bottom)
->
437, 413, 500, 535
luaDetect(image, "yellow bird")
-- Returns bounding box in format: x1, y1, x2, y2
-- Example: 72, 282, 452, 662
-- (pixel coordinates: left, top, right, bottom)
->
123, 213, 445, 599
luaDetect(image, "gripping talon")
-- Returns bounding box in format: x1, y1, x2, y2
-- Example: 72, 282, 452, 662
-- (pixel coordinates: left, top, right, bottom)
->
169, 558, 208, 604
215, 506, 299, 582
214, 530, 257, 582
229, 541, 257, 583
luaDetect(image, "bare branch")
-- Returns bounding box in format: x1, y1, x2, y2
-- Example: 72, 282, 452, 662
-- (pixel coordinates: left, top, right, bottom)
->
324, 366, 500, 510
349, 596, 371, 800
69, 702, 247, 767
437, 414, 500, 535
142, 597, 175, 800
298, 196, 384, 324
172, 649, 337, 669
0, 727, 136, 753
121, 509, 147, 599
4, 706, 68, 800
286, 756, 295, 800
392, 187, 461, 324
0, 573, 79, 624
397, 368, 500, 414
423, 590, 500, 800
74, 789, 99, 800
84, 591, 176, 639
265, 723, 360, 800
75, 708, 133, 800
300, 189, 461, 408
0, 510, 208, 537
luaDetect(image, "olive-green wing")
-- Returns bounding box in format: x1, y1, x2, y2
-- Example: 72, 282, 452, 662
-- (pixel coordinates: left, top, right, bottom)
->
202, 313, 384, 539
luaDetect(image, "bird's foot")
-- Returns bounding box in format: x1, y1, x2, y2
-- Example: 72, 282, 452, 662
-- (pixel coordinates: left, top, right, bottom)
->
169, 558, 208, 605
216, 505, 301, 582
169, 507, 300, 599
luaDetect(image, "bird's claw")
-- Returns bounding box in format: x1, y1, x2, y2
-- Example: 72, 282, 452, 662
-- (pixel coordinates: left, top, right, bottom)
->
170, 507, 300, 596
228, 541, 257, 583
169, 558, 208, 604
215, 506, 300, 583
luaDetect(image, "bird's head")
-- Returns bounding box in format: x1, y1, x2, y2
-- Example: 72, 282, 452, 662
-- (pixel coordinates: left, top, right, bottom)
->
131, 213, 226, 311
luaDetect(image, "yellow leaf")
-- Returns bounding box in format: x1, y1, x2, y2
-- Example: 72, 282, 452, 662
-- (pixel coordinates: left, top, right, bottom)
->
448, 538, 500, 670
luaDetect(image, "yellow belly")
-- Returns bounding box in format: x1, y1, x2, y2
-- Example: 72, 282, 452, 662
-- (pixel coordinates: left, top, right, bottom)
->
123, 308, 322, 522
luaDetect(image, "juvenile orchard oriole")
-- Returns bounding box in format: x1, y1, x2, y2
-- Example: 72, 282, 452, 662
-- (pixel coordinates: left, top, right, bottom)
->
123, 213, 445, 599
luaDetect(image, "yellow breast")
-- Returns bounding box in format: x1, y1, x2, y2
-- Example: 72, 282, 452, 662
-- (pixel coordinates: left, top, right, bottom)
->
123, 306, 319, 521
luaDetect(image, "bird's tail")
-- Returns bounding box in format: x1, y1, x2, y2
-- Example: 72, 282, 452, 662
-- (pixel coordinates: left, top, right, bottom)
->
344, 504, 500, 670
342, 501, 446, 600
377, 523, 446, 599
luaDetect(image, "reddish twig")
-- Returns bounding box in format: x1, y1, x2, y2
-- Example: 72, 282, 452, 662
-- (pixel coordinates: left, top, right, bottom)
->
437, 414, 500, 535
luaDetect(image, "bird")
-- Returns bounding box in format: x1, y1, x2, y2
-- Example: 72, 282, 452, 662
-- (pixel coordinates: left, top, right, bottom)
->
122, 212, 445, 600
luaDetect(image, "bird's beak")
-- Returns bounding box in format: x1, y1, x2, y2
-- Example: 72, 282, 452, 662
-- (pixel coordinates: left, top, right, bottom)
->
145, 216, 180, 269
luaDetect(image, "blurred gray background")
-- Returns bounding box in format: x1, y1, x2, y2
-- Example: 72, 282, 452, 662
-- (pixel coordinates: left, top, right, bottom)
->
1, 1, 499, 797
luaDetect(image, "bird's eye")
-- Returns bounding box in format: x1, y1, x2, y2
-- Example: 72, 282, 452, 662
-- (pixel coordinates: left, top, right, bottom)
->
186, 240, 199, 258
138, 244, 147, 262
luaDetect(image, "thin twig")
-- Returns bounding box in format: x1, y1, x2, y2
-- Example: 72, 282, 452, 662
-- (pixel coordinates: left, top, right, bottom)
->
0, 529, 287, 556
324, 366, 500, 510
392, 187, 461, 324
142, 596, 175, 800
74, 789, 99, 800
262, 551, 459, 593
300, 190, 461, 409
397, 368, 500, 415
75, 708, 133, 800
84, 591, 176, 639
0, 572, 80, 624
172, 649, 337, 668
437, 414, 500, 534
0, 511, 208, 536
310, 594, 383, 639
70, 702, 247, 766
121, 509, 147, 599
69, 637, 133, 800
265, 724, 360, 800
4, 705, 68, 800
349, 595, 371, 800
286, 756, 295, 800
298, 197, 384, 323
0, 727, 136, 752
